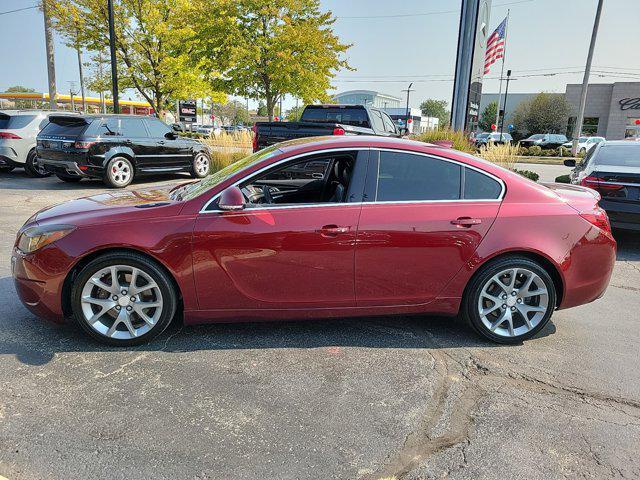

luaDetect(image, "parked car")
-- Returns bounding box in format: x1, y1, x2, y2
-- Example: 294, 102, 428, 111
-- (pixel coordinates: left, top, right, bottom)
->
0, 110, 78, 177
13, 136, 615, 346
36, 114, 211, 188
475, 132, 513, 146
561, 136, 605, 154
252, 104, 402, 152
520, 133, 568, 149
565, 140, 640, 230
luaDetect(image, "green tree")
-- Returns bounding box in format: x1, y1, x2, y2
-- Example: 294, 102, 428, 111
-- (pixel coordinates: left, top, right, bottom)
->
478, 101, 498, 132
256, 101, 268, 117
5, 86, 37, 109
512, 93, 572, 136
420, 99, 450, 128
49, 0, 222, 117
286, 104, 306, 121
212, 99, 250, 125
190, 0, 351, 120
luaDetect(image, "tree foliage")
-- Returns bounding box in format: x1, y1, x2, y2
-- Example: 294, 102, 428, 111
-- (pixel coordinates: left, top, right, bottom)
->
512, 93, 572, 136
420, 99, 450, 128
189, 0, 351, 120
48, 0, 222, 116
4, 86, 37, 109
478, 101, 498, 132
212, 99, 250, 125
286, 104, 306, 121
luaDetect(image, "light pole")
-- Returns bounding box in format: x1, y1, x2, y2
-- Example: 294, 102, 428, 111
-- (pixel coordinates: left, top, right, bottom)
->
107, 0, 120, 113
402, 82, 414, 132
572, 0, 604, 156
499, 70, 512, 138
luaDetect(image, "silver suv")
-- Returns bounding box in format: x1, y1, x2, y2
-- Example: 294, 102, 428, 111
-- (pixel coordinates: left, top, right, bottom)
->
0, 110, 77, 177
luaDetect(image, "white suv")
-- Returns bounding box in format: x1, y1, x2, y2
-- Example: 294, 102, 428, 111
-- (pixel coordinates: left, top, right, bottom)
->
562, 136, 605, 155
0, 110, 76, 177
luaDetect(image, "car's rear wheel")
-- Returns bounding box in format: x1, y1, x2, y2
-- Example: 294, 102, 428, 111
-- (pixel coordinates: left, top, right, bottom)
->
24, 149, 50, 178
462, 257, 556, 344
56, 173, 82, 183
70, 252, 177, 346
103, 156, 133, 188
190, 152, 210, 178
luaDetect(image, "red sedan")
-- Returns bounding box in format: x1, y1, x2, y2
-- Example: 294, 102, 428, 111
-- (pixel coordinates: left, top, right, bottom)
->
12, 136, 616, 346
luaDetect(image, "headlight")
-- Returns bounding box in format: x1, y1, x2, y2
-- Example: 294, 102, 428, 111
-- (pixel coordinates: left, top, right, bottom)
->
17, 224, 75, 253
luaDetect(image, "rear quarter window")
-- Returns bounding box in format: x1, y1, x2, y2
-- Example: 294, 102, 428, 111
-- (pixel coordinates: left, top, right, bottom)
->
464, 168, 502, 199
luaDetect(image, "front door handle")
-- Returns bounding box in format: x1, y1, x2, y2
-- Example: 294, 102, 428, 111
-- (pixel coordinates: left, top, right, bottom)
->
158, 140, 165, 145
317, 224, 350, 236
451, 217, 482, 227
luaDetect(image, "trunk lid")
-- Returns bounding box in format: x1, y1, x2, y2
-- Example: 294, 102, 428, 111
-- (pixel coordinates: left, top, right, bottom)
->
542, 182, 601, 210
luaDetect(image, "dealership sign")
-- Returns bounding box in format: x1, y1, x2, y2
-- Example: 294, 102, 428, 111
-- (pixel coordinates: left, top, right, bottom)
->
619, 98, 640, 111
179, 100, 197, 122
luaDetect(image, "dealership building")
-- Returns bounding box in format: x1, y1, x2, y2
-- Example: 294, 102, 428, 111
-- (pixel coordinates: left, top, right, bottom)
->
480, 82, 640, 140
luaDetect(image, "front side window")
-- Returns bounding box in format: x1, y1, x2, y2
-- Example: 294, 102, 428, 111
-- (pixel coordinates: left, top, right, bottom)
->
375, 151, 461, 202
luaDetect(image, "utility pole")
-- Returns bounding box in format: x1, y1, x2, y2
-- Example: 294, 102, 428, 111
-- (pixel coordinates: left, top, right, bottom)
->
107, 0, 120, 113
42, 0, 57, 110
75, 33, 86, 112
279, 94, 284, 121
495, 9, 510, 127
68, 81, 77, 112
402, 82, 414, 132
499, 70, 512, 137
572, 0, 604, 156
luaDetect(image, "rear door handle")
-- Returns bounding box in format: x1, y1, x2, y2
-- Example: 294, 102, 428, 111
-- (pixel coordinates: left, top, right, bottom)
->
451, 217, 482, 227
158, 140, 165, 145
317, 224, 350, 236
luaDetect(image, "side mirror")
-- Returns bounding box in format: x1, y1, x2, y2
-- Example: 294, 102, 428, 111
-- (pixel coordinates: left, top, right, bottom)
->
165, 131, 177, 140
563, 159, 576, 167
218, 186, 245, 211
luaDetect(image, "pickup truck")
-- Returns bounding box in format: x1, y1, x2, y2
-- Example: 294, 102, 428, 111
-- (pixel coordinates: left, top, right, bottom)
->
252, 104, 403, 151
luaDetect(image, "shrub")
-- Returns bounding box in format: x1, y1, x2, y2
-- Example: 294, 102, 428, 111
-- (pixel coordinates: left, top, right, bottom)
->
558, 146, 570, 157
477, 143, 520, 170
577, 149, 586, 158
518, 146, 530, 156
210, 151, 247, 173
412, 129, 475, 153
528, 145, 542, 156
514, 169, 539, 182
555, 174, 571, 183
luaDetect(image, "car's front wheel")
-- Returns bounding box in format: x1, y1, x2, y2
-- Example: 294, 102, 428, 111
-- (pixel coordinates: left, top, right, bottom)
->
24, 149, 51, 178
70, 252, 177, 346
190, 152, 210, 178
462, 256, 556, 344
103, 156, 134, 188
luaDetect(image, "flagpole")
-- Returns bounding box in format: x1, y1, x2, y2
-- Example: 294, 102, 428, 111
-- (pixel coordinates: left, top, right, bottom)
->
494, 9, 510, 128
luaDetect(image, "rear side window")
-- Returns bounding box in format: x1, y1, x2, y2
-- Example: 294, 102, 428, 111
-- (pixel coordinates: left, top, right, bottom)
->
301, 107, 370, 128
0, 114, 37, 130
464, 168, 502, 199
376, 151, 461, 201
40, 118, 88, 136
85, 117, 148, 137
595, 145, 640, 166
146, 119, 171, 138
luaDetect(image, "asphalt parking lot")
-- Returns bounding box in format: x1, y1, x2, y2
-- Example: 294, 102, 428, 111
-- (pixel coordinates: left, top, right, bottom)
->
0, 167, 639, 480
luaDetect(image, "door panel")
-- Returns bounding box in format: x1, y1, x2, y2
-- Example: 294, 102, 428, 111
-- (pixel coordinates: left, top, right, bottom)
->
355, 202, 500, 306
193, 204, 361, 310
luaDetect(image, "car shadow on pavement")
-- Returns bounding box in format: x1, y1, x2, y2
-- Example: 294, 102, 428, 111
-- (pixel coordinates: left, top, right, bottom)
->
0, 276, 558, 367
614, 229, 640, 261
0, 170, 191, 191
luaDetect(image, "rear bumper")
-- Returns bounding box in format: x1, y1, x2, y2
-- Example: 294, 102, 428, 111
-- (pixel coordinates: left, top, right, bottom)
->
600, 201, 640, 231
0, 146, 20, 164
40, 158, 88, 178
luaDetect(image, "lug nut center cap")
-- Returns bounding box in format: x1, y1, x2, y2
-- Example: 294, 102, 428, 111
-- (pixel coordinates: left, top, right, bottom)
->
118, 297, 131, 307
506, 297, 517, 307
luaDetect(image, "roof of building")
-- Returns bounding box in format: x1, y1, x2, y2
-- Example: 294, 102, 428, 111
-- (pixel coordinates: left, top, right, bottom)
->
333, 90, 402, 102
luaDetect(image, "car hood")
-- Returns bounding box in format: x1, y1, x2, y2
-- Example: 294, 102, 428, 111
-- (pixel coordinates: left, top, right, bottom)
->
31, 186, 184, 227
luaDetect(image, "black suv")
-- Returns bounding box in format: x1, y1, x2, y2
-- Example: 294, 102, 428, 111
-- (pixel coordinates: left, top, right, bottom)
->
37, 114, 211, 188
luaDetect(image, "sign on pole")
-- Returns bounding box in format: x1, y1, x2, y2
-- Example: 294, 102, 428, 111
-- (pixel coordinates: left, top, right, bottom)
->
179, 100, 197, 123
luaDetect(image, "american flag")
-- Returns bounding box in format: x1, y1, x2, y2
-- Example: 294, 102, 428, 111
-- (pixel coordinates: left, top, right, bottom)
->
484, 17, 507, 75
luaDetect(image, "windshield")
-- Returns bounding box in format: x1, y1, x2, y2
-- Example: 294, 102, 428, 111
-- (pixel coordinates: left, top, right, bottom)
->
578, 137, 588, 142
170, 146, 281, 201
528, 134, 545, 140
476, 133, 490, 139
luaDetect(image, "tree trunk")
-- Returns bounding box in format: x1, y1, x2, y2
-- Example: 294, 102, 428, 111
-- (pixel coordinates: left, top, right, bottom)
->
266, 95, 275, 121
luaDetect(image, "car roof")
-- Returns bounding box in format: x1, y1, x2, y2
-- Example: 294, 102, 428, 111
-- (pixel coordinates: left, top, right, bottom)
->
600, 140, 640, 146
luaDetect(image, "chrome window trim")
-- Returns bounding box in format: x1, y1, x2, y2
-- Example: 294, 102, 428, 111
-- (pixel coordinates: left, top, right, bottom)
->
198, 146, 506, 214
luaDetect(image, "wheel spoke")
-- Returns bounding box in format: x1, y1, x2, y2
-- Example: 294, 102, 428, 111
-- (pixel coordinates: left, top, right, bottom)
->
89, 277, 116, 294
129, 268, 139, 291
522, 287, 547, 298
506, 268, 518, 291
129, 281, 158, 296
134, 305, 156, 326
490, 309, 511, 332
106, 309, 127, 337
82, 296, 116, 309
110, 266, 120, 291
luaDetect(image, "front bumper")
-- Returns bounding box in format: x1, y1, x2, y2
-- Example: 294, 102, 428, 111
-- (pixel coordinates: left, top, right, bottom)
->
12, 246, 69, 323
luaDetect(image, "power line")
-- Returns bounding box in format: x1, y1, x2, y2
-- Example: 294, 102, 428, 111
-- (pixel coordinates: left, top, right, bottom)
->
336, 0, 533, 19
0, 5, 38, 16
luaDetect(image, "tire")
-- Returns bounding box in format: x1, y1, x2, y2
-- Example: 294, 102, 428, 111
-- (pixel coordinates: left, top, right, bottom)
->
0, 166, 15, 173
103, 156, 134, 188
462, 256, 557, 344
190, 152, 210, 178
24, 149, 51, 178
56, 173, 82, 183
70, 251, 178, 346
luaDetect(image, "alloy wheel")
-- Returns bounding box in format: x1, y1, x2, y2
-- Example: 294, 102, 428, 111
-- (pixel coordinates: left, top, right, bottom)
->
80, 265, 163, 340
110, 160, 132, 186
477, 267, 549, 338
194, 154, 209, 176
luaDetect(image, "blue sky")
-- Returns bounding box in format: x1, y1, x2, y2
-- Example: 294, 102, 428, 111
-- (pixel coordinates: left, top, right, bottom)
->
1, 0, 639, 111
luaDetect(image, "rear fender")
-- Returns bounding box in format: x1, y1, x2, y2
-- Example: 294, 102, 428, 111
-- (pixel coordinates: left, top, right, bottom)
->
103, 146, 136, 168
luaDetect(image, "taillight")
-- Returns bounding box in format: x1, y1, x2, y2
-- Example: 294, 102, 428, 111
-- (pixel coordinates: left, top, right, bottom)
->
580, 175, 624, 192
251, 125, 258, 152
579, 206, 612, 235
332, 127, 345, 135
0, 132, 21, 139
74, 140, 97, 150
